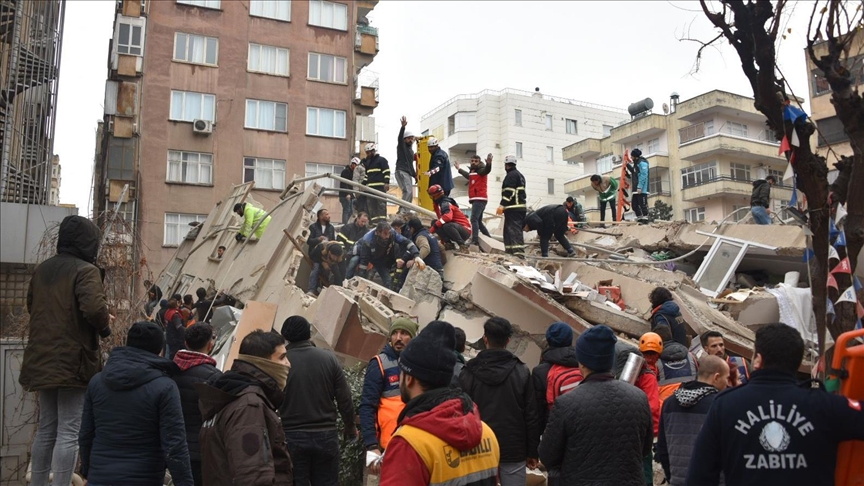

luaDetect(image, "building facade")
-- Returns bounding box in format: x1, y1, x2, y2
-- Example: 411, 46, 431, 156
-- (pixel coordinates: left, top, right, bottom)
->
49, 154, 60, 205
564, 90, 795, 223
420, 88, 628, 208
93, 0, 380, 280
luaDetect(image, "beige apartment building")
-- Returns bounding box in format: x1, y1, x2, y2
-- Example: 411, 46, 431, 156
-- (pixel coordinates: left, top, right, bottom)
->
93, 0, 380, 281
564, 90, 795, 223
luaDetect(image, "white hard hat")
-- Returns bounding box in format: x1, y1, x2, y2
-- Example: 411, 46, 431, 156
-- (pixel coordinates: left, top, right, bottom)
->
404, 130, 415, 139
365, 142, 377, 152
504, 155, 517, 164
350, 157, 360, 165
427, 137, 439, 147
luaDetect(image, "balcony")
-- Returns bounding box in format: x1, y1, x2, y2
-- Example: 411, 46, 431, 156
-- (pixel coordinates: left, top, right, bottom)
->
610, 114, 667, 144
647, 153, 669, 169
678, 122, 783, 162
675, 90, 768, 123
354, 70, 379, 108
681, 175, 793, 202
355, 25, 379, 56
563, 138, 602, 161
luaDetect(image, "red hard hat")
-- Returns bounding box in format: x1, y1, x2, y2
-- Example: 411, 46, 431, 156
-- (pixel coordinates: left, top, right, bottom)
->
428, 185, 444, 198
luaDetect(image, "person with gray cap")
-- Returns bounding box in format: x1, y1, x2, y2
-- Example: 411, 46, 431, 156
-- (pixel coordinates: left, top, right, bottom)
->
539, 325, 653, 485
79, 322, 193, 486
531, 322, 581, 433
396, 116, 418, 210
279, 316, 356, 486
380, 321, 500, 486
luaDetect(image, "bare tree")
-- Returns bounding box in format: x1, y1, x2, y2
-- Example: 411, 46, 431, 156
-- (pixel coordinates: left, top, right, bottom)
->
698, 0, 863, 353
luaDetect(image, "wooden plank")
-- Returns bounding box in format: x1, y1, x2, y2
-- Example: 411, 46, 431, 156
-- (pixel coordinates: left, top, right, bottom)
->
224, 301, 279, 370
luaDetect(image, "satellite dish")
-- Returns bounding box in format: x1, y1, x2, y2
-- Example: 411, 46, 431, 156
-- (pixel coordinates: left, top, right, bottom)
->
662, 103, 669, 114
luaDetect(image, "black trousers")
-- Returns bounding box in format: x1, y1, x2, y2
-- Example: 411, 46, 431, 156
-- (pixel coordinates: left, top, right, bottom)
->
503, 209, 526, 254
540, 207, 575, 257
632, 192, 649, 218
438, 222, 470, 245
367, 197, 387, 224
285, 430, 340, 486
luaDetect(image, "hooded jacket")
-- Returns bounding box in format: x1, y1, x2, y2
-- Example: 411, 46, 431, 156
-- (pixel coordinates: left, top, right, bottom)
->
651, 301, 689, 347
172, 351, 221, 464
459, 348, 541, 463
198, 359, 293, 486
381, 388, 499, 486
20, 215, 111, 392
656, 380, 720, 486
428, 147, 454, 193
658, 341, 698, 386
615, 343, 661, 436
339, 164, 355, 195
531, 346, 580, 432
750, 179, 772, 208
396, 125, 417, 177
79, 346, 192, 486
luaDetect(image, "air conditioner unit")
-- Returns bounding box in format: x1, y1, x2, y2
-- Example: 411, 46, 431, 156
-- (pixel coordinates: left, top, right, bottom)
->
193, 119, 213, 135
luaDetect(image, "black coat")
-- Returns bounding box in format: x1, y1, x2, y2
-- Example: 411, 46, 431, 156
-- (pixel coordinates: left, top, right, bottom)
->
525, 205, 568, 237
538, 372, 653, 486
172, 357, 221, 463
79, 346, 192, 486
750, 179, 771, 208
308, 222, 336, 254
531, 346, 580, 432
459, 348, 541, 463
655, 380, 719, 486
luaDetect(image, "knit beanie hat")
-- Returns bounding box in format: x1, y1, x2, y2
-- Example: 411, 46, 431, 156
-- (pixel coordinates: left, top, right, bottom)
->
546, 322, 574, 348
127, 321, 165, 355
390, 317, 418, 339
576, 325, 617, 372
281, 315, 311, 342
398, 320, 457, 388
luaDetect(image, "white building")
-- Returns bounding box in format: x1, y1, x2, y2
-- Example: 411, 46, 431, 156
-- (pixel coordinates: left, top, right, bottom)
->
49, 154, 61, 206
420, 88, 628, 208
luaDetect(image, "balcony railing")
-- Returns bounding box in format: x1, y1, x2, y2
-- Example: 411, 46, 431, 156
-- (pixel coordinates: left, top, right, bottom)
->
355, 25, 379, 52
679, 122, 779, 146
681, 174, 788, 190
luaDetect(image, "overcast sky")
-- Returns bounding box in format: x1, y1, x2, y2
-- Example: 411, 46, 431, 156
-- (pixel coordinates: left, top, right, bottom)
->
55, 0, 814, 215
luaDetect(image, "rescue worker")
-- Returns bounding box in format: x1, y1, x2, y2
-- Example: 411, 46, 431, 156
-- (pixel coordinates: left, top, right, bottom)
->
407, 217, 444, 277
427, 184, 472, 249
307, 241, 345, 295
424, 137, 454, 196
395, 116, 417, 211
234, 202, 271, 241
649, 287, 688, 347
496, 155, 527, 256
380, 320, 500, 486
339, 158, 359, 224
639, 331, 663, 484
630, 148, 650, 223
590, 174, 619, 222
362, 143, 390, 224
356, 222, 420, 290
338, 212, 369, 279
653, 325, 698, 407
564, 196, 586, 225
456, 153, 493, 245
523, 204, 577, 258
359, 318, 419, 476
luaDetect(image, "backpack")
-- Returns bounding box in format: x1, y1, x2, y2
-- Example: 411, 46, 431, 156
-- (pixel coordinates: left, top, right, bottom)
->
545, 364, 583, 409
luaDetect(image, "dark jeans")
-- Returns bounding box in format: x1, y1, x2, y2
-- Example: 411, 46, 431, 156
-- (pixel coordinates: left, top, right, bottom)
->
438, 222, 471, 245
599, 198, 617, 221
470, 200, 490, 243
633, 192, 649, 218
340, 197, 353, 224
191, 460, 203, 486
284, 430, 340, 486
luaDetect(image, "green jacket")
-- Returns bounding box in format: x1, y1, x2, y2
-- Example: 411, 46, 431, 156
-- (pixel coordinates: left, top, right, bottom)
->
239, 205, 271, 237
592, 175, 619, 201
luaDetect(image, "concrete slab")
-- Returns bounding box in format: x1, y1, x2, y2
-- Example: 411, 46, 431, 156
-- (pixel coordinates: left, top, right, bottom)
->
478, 234, 505, 254
557, 261, 658, 316
400, 266, 443, 325
723, 291, 781, 328
344, 277, 415, 314
674, 284, 754, 358
307, 286, 357, 347
439, 306, 490, 343
359, 294, 396, 333
564, 298, 650, 337
443, 255, 486, 292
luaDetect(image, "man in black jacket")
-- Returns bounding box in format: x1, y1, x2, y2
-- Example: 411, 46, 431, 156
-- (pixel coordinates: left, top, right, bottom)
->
539, 325, 653, 485
523, 204, 576, 258
459, 317, 541, 486
280, 316, 356, 486
339, 158, 359, 224
308, 209, 336, 254
172, 323, 222, 486
308, 241, 344, 294
688, 323, 864, 486
531, 322, 580, 433
79, 322, 193, 486
497, 155, 527, 256
395, 116, 417, 211
362, 143, 391, 224
749, 175, 776, 225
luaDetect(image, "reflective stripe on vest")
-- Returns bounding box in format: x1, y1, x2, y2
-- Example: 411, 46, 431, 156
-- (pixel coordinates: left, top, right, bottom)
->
375, 353, 404, 449
657, 356, 698, 386
393, 423, 499, 486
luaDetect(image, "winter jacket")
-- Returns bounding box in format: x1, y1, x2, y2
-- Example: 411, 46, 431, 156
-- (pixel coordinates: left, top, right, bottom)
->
431, 197, 472, 233
687, 369, 864, 486
565, 201, 585, 222
308, 221, 336, 254
591, 175, 619, 201
428, 148, 454, 193
412, 228, 443, 271
655, 380, 720, 486
239, 204, 270, 238
20, 215, 111, 392
279, 340, 355, 432
357, 228, 419, 268
750, 179, 772, 207
459, 348, 541, 463
165, 308, 186, 351
531, 346, 580, 433
634, 157, 649, 193
539, 372, 653, 486
339, 165, 355, 197
651, 301, 689, 347
396, 126, 417, 178
198, 359, 293, 486
172, 351, 222, 464
309, 241, 345, 282
359, 344, 404, 449
500, 167, 527, 211
614, 343, 661, 436
458, 161, 492, 201
381, 387, 499, 486
79, 346, 192, 486
524, 205, 568, 238
337, 222, 370, 254
363, 154, 390, 190
658, 341, 698, 386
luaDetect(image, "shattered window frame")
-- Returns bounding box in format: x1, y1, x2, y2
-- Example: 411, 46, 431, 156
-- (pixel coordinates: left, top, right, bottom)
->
694, 237, 748, 297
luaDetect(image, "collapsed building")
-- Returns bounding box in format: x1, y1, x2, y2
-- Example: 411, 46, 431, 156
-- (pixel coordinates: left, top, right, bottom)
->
151, 175, 847, 371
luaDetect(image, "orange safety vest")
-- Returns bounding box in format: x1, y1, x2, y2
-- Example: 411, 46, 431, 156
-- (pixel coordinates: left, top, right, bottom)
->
374, 353, 405, 450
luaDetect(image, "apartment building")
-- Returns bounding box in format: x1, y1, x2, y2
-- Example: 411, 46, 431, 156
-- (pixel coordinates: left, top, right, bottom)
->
564, 90, 795, 223
49, 154, 60, 205
93, 0, 380, 279
420, 88, 628, 208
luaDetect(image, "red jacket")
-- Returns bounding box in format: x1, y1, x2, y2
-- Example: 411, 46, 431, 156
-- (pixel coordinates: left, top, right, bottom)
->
458, 163, 492, 202
635, 367, 661, 437
431, 198, 471, 233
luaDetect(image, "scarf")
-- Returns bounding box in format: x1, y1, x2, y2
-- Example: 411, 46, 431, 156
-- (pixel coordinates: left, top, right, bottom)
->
173, 350, 216, 372
237, 354, 290, 390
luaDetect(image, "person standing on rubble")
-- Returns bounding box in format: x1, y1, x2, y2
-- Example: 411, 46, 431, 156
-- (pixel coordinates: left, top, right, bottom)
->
424, 137, 454, 196
497, 155, 527, 256
630, 148, 650, 223
339, 158, 360, 224
407, 217, 444, 277
648, 287, 688, 347
396, 116, 418, 211
749, 174, 776, 224
653, 325, 699, 408
359, 318, 419, 476
308, 241, 345, 295
308, 209, 335, 255
531, 322, 581, 434
590, 174, 619, 222
456, 153, 493, 246
362, 143, 390, 224
234, 202, 271, 242
353, 155, 368, 215
339, 212, 370, 279
459, 317, 541, 486
523, 204, 577, 258
428, 184, 472, 250
356, 222, 420, 290
699, 331, 751, 386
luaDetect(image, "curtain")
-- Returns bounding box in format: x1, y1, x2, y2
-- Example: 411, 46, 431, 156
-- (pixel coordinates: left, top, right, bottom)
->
190, 35, 205, 63
307, 108, 318, 134
259, 102, 275, 130
320, 109, 335, 137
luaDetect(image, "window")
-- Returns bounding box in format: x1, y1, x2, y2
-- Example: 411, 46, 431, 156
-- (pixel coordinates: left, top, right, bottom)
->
305, 162, 341, 189
704, 119, 715, 135
107, 137, 135, 180
546, 146, 554, 163
117, 20, 143, 56
767, 168, 784, 185
516, 142, 523, 159
726, 121, 748, 138
647, 138, 660, 154
174, 33, 218, 65
545, 114, 553, 131
566, 119, 577, 135
454, 112, 476, 132
164, 213, 207, 246
308, 0, 347, 30
245, 99, 288, 132
596, 154, 615, 174
812, 72, 831, 96
774, 199, 791, 220
547, 178, 555, 195
250, 0, 290, 21
307, 52, 347, 83
602, 124, 613, 137
248, 43, 289, 76
170, 90, 216, 122
732, 204, 748, 222
243, 157, 286, 190
515, 109, 522, 126
730, 162, 751, 181
176, 0, 220, 8
306, 107, 346, 138
167, 150, 213, 185
685, 207, 705, 223
681, 161, 717, 188
649, 174, 663, 195
817, 116, 850, 146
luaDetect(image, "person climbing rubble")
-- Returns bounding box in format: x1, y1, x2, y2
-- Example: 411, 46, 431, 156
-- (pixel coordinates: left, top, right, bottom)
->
407, 217, 444, 277
339, 212, 369, 279
308, 241, 345, 295
428, 184, 472, 250
497, 155, 527, 256
356, 221, 419, 291
455, 153, 493, 246
234, 202, 271, 242
523, 204, 577, 258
